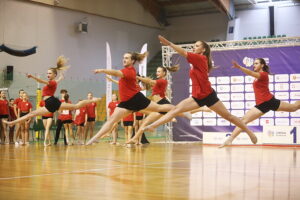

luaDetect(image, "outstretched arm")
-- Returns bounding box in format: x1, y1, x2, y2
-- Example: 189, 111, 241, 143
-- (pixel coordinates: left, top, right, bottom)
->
232, 61, 260, 79
93, 69, 124, 78
26, 74, 49, 85
136, 76, 156, 87
158, 35, 187, 58
106, 76, 119, 84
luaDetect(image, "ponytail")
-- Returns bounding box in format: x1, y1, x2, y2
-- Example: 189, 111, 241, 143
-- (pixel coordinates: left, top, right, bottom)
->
257, 58, 271, 74
130, 52, 148, 64
159, 64, 180, 74
64, 93, 69, 103
198, 41, 215, 72
50, 55, 70, 75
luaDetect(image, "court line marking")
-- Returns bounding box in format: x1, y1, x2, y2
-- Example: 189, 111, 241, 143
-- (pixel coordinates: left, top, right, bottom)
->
0, 166, 124, 180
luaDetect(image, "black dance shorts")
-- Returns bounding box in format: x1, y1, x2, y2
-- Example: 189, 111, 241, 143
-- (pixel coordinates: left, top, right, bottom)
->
45, 96, 62, 113
135, 116, 143, 120
157, 98, 171, 115
77, 122, 85, 127
118, 92, 151, 112
42, 116, 53, 120
123, 121, 134, 126
62, 120, 73, 124
87, 117, 95, 122
20, 112, 29, 117
255, 96, 281, 113
192, 90, 220, 107
0, 114, 9, 119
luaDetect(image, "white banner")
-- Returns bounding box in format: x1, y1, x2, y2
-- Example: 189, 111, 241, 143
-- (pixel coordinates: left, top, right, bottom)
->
263, 126, 300, 144
203, 132, 262, 145
139, 43, 147, 95
106, 42, 112, 117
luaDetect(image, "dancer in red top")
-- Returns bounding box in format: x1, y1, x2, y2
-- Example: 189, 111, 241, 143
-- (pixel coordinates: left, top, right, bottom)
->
4, 56, 101, 126
85, 92, 97, 141
74, 102, 87, 145
59, 94, 74, 145
144, 35, 257, 144
8, 98, 17, 144
86, 51, 178, 145
17, 92, 32, 144
107, 93, 120, 144
13, 89, 24, 144
122, 113, 135, 143
39, 100, 54, 146
0, 90, 9, 144
126, 65, 178, 145
220, 58, 300, 147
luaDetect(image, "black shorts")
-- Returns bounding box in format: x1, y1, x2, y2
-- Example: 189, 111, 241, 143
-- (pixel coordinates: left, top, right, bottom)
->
136, 116, 143, 120
123, 121, 133, 126
157, 98, 171, 115
42, 116, 53, 120
45, 96, 62, 113
77, 122, 85, 127
87, 117, 95, 122
118, 92, 151, 112
255, 96, 281, 113
62, 120, 73, 124
20, 112, 29, 117
0, 114, 9, 119
192, 90, 219, 107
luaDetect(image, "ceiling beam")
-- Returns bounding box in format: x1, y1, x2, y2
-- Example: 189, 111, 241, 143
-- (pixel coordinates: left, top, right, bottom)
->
209, 0, 235, 19
136, 0, 168, 26
160, 0, 207, 6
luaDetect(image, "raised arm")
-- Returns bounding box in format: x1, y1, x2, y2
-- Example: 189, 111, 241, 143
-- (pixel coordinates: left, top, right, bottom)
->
232, 61, 260, 79
26, 74, 49, 85
158, 35, 187, 58
106, 76, 119, 84
93, 69, 124, 78
136, 76, 156, 87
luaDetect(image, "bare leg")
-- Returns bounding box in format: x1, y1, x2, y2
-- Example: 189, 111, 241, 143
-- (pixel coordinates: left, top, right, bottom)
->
1, 119, 9, 144
86, 107, 131, 145
4, 107, 50, 126
60, 98, 101, 111
219, 107, 264, 148
277, 101, 300, 112
144, 97, 199, 132
43, 118, 53, 146
209, 101, 257, 144
127, 112, 162, 144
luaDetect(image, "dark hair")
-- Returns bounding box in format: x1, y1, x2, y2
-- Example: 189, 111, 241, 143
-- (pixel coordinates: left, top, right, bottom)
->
256, 58, 271, 73
198, 41, 214, 72
128, 52, 148, 64
64, 93, 69, 102
158, 65, 180, 74
60, 89, 68, 94
10, 98, 14, 101
49, 56, 69, 75
19, 89, 24, 94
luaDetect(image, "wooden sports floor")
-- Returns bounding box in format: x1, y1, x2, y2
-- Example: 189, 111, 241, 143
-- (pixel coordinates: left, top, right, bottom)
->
0, 143, 299, 200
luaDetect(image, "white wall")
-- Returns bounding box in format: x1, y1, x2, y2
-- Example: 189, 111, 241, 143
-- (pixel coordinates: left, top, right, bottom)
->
0, 0, 161, 100
275, 5, 300, 37
233, 5, 300, 40
163, 13, 229, 43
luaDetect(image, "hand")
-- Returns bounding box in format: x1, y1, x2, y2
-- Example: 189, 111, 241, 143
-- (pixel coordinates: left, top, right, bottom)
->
231, 60, 241, 69
158, 35, 171, 46
26, 73, 33, 78
93, 69, 104, 74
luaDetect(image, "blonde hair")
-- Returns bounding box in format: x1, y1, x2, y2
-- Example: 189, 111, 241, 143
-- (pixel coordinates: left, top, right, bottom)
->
49, 55, 70, 75
129, 52, 148, 64
159, 64, 180, 73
